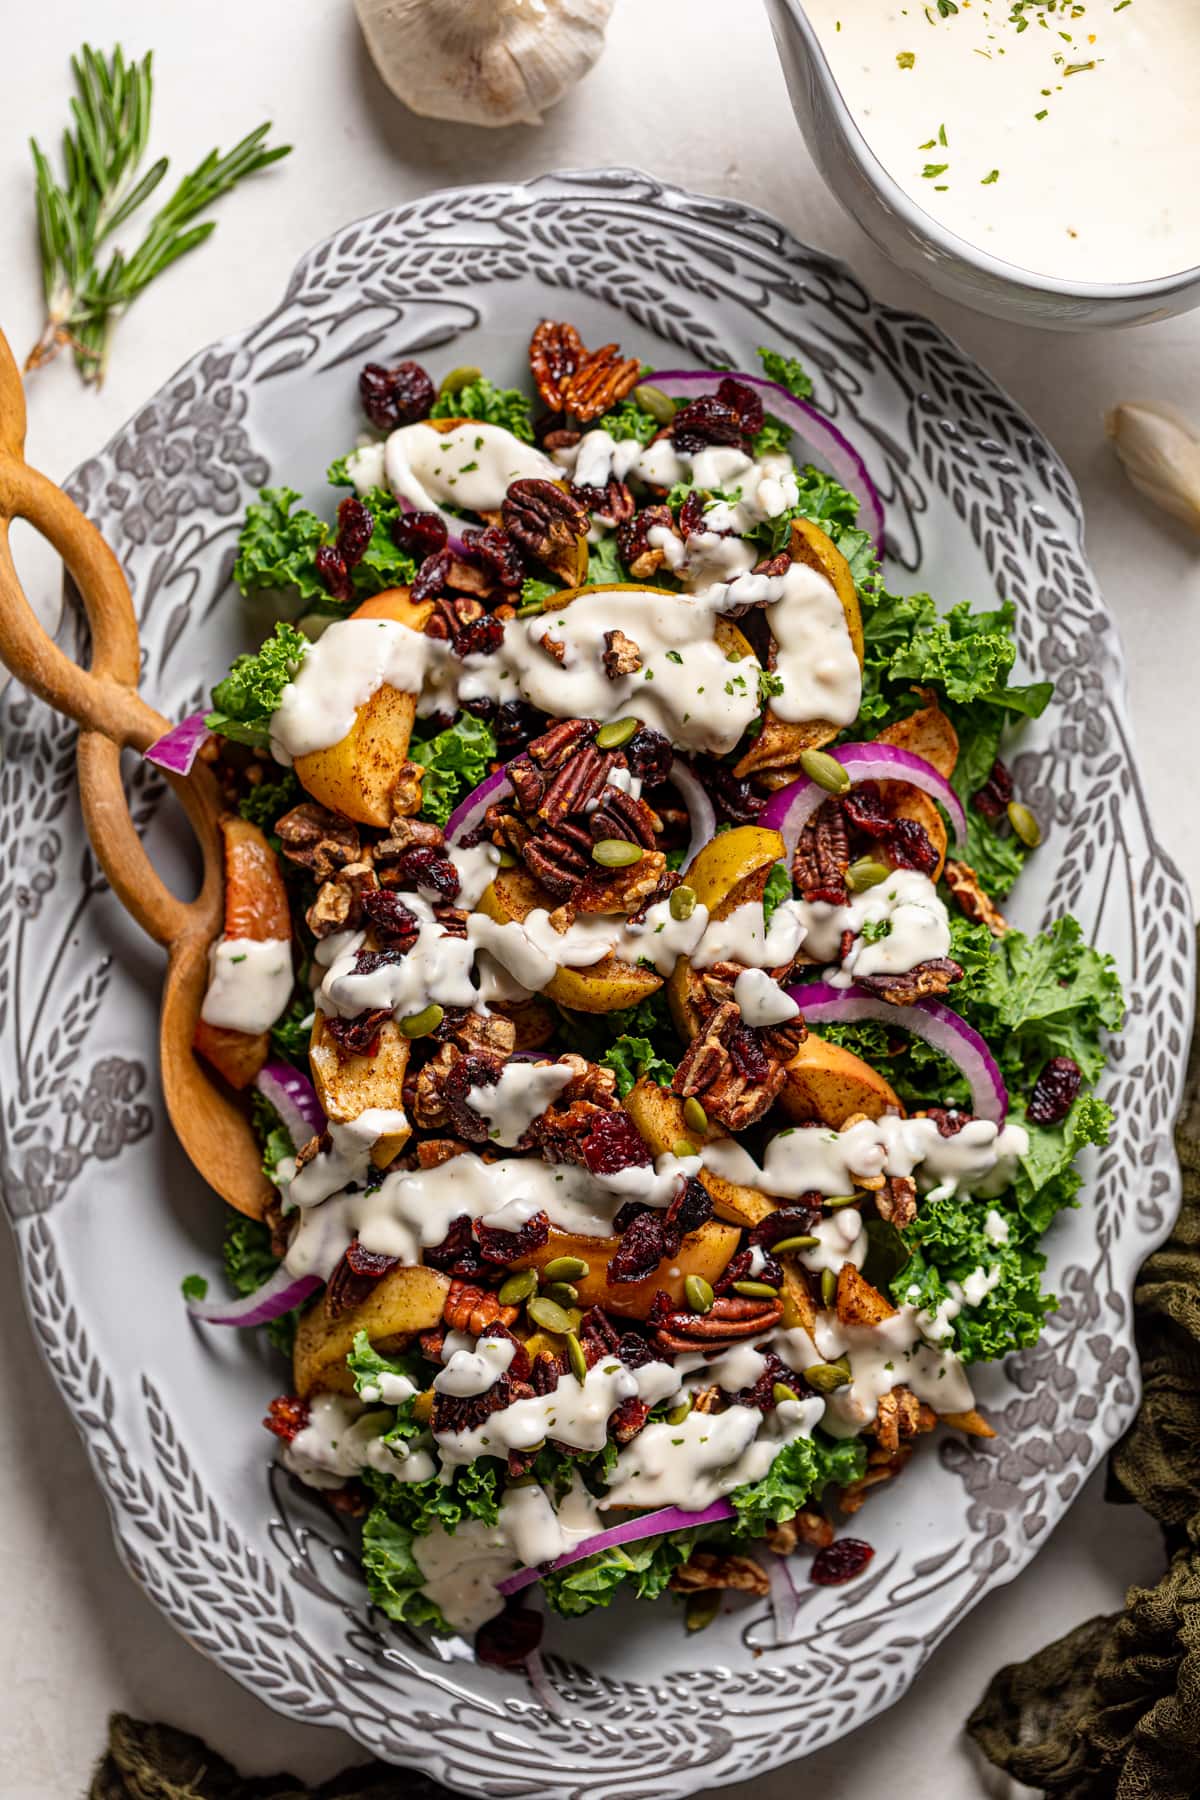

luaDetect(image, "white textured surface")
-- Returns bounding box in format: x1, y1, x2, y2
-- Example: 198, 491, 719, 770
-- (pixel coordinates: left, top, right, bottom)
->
0, 0, 1192, 1795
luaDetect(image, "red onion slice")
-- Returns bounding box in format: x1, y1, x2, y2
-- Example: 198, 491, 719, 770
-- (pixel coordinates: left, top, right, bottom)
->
669, 759, 718, 869
186, 1261, 320, 1327
767, 1551, 801, 1644
497, 1499, 735, 1597
648, 369, 885, 553
254, 1060, 324, 1151
760, 743, 966, 860
145, 711, 211, 776
446, 766, 514, 847
788, 980, 1008, 1123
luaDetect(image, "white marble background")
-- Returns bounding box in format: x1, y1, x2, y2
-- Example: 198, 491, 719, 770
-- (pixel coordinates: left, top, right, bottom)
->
0, 2, 1196, 1795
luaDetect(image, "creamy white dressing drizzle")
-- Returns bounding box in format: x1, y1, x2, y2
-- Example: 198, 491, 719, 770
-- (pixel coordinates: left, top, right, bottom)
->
434, 1354, 683, 1465
286, 1108, 410, 1209
804, 0, 1200, 285
692, 898, 808, 971
281, 1393, 434, 1490
465, 1060, 575, 1147
383, 421, 559, 515
434, 1334, 517, 1396
792, 869, 951, 983
603, 1395, 825, 1509
200, 938, 292, 1034
778, 1311, 975, 1435
732, 966, 802, 1026
702, 1113, 1029, 1201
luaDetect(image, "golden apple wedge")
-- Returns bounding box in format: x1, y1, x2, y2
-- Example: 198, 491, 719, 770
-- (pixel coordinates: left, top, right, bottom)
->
294, 1264, 450, 1398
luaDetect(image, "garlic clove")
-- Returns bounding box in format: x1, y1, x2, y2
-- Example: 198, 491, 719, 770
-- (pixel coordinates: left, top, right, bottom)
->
1106, 401, 1200, 535
356, 0, 614, 129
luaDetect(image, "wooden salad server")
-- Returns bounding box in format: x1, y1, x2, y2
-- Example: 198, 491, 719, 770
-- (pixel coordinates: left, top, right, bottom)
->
0, 327, 270, 1218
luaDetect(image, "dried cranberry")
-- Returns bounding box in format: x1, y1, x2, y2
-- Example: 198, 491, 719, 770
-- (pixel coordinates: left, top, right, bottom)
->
389, 844, 461, 900
842, 784, 891, 838
336, 496, 374, 567
664, 1176, 713, 1245
924, 1106, 969, 1138
749, 1202, 820, 1249
314, 543, 353, 602
326, 1241, 400, 1318
359, 889, 420, 946
884, 816, 939, 876
716, 376, 765, 436
425, 1215, 487, 1278
728, 1023, 770, 1081
677, 490, 708, 537
476, 1604, 544, 1668
474, 1210, 551, 1267
582, 1110, 652, 1176
463, 524, 525, 589
412, 547, 454, 602
624, 728, 673, 786
691, 755, 767, 825
607, 1211, 667, 1284
729, 1348, 793, 1410
493, 699, 545, 754
263, 1395, 309, 1444
811, 1538, 875, 1586
453, 614, 505, 659
610, 1394, 651, 1443
353, 947, 406, 977
346, 1239, 398, 1278
716, 1247, 783, 1297
973, 757, 1014, 821
358, 359, 435, 430
393, 510, 448, 561
616, 1330, 657, 1369
670, 393, 748, 455
1027, 1056, 1083, 1126
323, 1008, 391, 1055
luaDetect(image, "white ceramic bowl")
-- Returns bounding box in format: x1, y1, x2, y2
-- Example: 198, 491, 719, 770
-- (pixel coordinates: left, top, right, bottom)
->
765, 0, 1200, 331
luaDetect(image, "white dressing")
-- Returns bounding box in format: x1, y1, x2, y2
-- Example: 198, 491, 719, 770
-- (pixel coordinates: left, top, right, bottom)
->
201, 938, 292, 1034
603, 1395, 826, 1509
692, 898, 807, 971
286, 1108, 410, 1210
702, 1113, 1029, 1201
465, 1059, 575, 1146
281, 1394, 434, 1490
383, 420, 559, 515
733, 966, 802, 1026
792, 869, 952, 984
434, 1354, 683, 1465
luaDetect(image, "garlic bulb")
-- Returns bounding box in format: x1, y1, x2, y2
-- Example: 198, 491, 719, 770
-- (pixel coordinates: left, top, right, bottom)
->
1106, 402, 1200, 535
355, 0, 614, 128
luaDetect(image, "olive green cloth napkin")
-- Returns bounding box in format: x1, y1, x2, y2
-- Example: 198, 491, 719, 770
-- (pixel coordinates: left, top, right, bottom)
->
968, 928, 1200, 1798
92, 938, 1200, 1800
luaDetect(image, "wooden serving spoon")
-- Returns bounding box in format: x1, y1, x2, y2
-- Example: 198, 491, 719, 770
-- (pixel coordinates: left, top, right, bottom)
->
0, 327, 270, 1219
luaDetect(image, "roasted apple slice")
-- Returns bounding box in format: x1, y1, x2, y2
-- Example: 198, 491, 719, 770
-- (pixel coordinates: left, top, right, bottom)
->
308, 1011, 412, 1169
292, 589, 434, 829
293, 1264, 450, 1398
778, 1032, 902, 1127
193, 815, 291, 1091
510, 1218, 741, 1320
474, 862, 663, 1014
666, 823, 787, 1041
623, 1076, 776, 1229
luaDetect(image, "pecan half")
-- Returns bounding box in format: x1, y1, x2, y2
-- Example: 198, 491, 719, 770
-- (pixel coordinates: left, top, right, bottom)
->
765, 1510, 834, 1555
306, 859, 377, 939
502, 479, 589, 583
529, 320, 640, 422
855, 957, 964, 1006
793, 799, 850, 905
443, 1279, 519, 1336
872, 1385, 937, 1456
874, 1174, 918, 1227
275, 803, 361, 881
943, 859, 1010, 936
670, 1552, 769, 1597
651, 1293, 782, 1355
529, 320, 585, 412
602, 628, 642, 678
672, 1001, 786, 1131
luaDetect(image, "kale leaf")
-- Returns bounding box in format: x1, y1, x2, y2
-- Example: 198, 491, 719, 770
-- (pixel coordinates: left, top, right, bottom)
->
600, 1034, 677, 1097
586, 534, 626, 587
409, 713, 497, 827
222, 1202, 300, 1355
430, 375, 535, 443
232, 489, 330, 603
206, 620, 308, 749
890, 1193, 1053, 1361
592, 398, 660, 448
758, 345, 815, 401
761, 860, 793, 925
360, 1509, 450, 1631
236, 768, 302, 834
541, 1529, 702, 1618
729, 1431, 866, 1536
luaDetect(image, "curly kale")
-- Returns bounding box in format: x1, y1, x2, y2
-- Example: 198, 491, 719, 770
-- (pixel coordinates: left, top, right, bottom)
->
206, 620, 307, 749
429, 375, 535, 443
409, 713, 498, 828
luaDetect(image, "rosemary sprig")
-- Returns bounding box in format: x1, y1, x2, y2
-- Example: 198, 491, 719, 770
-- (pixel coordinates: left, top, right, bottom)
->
28, 44, 290, 385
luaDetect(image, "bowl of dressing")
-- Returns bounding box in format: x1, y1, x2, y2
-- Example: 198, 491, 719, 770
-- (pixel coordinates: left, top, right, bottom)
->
765, 0, 1200, 329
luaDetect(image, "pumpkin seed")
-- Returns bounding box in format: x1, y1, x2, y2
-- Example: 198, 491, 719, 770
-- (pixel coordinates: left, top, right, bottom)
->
669, 884, 697, 921
516, 599, 546, 617
805, 1358, 853, 1393
821, 1266, 838, 1308
845, 857, 890, 893
799, 748, 851, 794
672, 1136, 697, 1160
666, 1396, 693, 1425
542, 1280, 579, 1308
596, 715, 640, 750
542, 1256, 589, 1282
592, 838, 644, 868
772, 1381, 800, 1405
498, 1268, 538, 1306
399, 1003, 444, 1039
506, 1472, 537, 1488
732, 1279, 780, 1298
682, 1097, 708, 1135
684, 1275, 714, 1314
825, 1193, 861, 1210
685, 1591, 721, 1633
527, 1295, 576, 1334
437, 364, 482, 397
770, 1234, 820, 1254
633, 382, 677, 425
496, 847, 517, 867
1007, 799, 1042, 848
566, 1332, 588, 1383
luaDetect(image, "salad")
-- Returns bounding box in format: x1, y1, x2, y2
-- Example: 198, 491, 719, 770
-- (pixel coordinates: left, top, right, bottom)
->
168, 320, 1122, 1665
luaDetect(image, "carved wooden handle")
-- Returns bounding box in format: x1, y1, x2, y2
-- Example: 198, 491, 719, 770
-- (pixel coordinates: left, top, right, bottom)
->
0, 328, 222, 951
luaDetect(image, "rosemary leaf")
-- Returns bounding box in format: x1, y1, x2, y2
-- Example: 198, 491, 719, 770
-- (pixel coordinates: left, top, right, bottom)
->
27, 43, 290, 386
